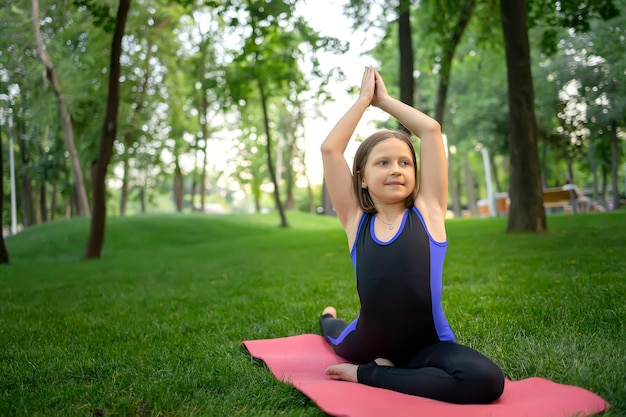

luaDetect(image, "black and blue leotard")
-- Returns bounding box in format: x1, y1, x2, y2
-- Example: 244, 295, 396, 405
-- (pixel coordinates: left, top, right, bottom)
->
321, 206, 504, 404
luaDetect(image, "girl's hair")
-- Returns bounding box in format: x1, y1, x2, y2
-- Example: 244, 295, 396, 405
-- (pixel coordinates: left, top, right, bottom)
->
352, 129, 419, 213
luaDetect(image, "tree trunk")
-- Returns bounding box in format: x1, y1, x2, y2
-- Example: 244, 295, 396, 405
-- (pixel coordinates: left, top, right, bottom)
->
448, 152, 461, 217
285, 167, 296, 210
322, 178, 334, 215
0, 115, 9, 264
434, 0, 475, 125
190, 176, 198, 212
258, 79, 288, 228
39, 181, 47, 223
283, 136, 297, 210
84, 0, 131, 259
299, 154, 317, 213
600, 164, 610, 210
464, 157, 477, 216
120, 156, 129, 215
50, 180, 58, 220
432, 1, 474, 218
540, 136, 548, 188
610, 120, 619, 210
32, 0, 90, 217
588, 140, 599, 201
18, 133, 35, 227
454, 167, 463, 215
139, 183, 146, 214
499, 0, 546, 232
601, 165, 608, 208
200, 94, 209, 211
304, 172, 316, 213
397, 0, 414, 108
490, 152, 502, 193
119, 36, 158, 216
253, 192, 261, 213
173, 160, 184, 212
38, 135, 48, 222
566, 160, 574, 185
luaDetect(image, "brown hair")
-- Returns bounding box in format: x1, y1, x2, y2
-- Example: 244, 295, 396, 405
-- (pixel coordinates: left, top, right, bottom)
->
352, 129, 418, 213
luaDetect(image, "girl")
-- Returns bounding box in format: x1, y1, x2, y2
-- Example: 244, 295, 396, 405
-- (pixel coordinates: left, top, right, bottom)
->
319, 67, 504, 404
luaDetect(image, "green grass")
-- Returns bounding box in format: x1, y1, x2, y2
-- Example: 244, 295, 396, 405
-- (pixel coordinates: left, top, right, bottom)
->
1, 211, 625, 416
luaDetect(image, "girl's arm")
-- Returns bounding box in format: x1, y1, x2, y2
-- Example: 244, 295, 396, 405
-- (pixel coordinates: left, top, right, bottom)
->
371, 70, 448, 214
320, 67, 375, 230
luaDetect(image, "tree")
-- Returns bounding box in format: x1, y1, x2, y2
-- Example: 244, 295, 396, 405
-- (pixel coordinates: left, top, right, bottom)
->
164, 67, 197, 213
115, 1, 186, 216
423, 0, 484, 219
32, 0, 91, 217
345, 0, 415, 106
227, 4, 295, 227
0, 111, 9, 264
499, 0, 621, 231
499, 0, 546, 231
359, 0, 501, 216
84, 0, 131, 259
189, 14, 222, 213
568, 16, 625, 210
397, 0, 414, 108
436, 33, 510, 215
234, 123, 270, 213
225, 0, 342, 226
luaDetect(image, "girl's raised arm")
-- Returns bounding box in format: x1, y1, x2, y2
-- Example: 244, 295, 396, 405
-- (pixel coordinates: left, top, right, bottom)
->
320, 67, 375, 230
371, 70, 447, 214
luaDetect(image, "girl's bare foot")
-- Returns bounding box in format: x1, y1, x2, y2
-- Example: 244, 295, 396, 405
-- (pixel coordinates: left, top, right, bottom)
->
375, 357, 394, 367
322, 306, 337, 318
325, 363, 358, 382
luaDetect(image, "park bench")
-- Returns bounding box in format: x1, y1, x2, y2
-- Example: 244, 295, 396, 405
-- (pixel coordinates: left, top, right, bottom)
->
543, 187, 578, 214
477, 188, 581, 217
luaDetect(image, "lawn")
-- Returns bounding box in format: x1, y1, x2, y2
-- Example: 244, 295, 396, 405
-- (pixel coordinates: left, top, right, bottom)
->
1, 211, 625, 416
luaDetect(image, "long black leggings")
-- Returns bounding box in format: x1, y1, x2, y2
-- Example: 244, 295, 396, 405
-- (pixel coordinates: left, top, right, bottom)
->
321, 314, 505, 404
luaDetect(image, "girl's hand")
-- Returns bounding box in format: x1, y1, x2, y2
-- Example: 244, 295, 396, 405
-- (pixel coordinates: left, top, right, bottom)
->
371, 69, 390, 108
358, 66, 376, 104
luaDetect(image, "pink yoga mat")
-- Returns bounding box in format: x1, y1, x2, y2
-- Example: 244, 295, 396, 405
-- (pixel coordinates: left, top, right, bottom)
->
243, 334, 610, 417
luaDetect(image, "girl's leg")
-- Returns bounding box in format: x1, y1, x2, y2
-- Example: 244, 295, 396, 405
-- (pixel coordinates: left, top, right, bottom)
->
326, 358, 394, 382
320, 307, 347, 340
319, 307, 373, 364
356, 342, 504, 404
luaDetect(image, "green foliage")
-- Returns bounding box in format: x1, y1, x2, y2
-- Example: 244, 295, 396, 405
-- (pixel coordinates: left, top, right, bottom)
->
533, 8, 626, 189
1, 212, 625, 415
2, 0, 624, 235
72, 0, 118, 32
528, 0, 621, 54
444, 38, 508, 155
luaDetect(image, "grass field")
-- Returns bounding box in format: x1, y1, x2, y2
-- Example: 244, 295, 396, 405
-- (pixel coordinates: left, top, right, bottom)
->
1, 211, 625, 416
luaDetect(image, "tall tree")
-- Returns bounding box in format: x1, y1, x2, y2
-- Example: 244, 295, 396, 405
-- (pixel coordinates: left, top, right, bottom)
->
84, 0, 131, 259
570, 16, 625, 210
226, 0, 342, 226
117, 2, 181, 215
189, 15, 222, 213
397, 0, 414, 108
345, 0, 415, 105
31, 0, 91, 217
424, 0, 482, 219
0, 111, 9, 264
427, 0, 479, 125
499, 0, 621, 230
499, 0, 546, 231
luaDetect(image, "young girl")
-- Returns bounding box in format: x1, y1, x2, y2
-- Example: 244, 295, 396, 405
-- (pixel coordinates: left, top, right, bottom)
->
319, 67, 505, 404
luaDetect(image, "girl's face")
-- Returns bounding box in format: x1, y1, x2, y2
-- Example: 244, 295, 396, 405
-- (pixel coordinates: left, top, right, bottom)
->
360, 138, 416, 205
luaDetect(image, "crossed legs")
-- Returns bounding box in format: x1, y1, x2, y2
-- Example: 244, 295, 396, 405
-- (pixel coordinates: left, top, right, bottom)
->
320, 307, 504, 404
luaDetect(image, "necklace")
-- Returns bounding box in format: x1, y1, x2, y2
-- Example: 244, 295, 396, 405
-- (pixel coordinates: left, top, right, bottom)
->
376, 212, 401, 230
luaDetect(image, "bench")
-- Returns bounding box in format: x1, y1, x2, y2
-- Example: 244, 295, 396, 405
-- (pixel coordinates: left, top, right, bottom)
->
543, 187, 578, 214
